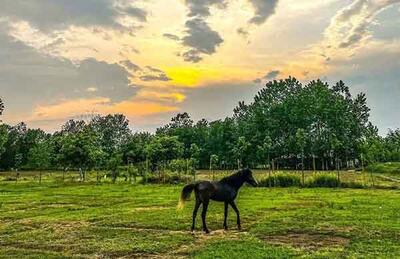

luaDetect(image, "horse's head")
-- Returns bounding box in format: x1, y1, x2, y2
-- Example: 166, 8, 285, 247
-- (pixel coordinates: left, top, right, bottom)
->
242, 168, 258, 187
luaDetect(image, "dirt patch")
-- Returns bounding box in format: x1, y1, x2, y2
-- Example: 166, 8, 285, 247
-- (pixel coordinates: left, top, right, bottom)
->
100, 251, 169, 259
167, 229, 250, 258
191, 229, 247, 241
263, 232, 349, 250
0, 241, 74, 253
130, 206, 169, 212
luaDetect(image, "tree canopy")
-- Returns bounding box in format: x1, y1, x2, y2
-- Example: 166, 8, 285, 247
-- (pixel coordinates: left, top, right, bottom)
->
0, 78, 398, 171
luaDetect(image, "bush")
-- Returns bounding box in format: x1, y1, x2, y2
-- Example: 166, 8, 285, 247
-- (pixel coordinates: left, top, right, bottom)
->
258, 174, 301, 187
307, 174, 339, 188
258, 173, 366, 189
341, 181, 365, 189
142, 173, 192, 184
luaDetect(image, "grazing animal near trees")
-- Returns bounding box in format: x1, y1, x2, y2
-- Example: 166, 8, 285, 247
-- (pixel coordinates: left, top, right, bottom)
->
178, 169, 258, 233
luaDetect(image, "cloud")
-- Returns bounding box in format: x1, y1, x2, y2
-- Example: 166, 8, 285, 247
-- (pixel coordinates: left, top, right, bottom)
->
120, 60, 141, 72
182, 49, 203, 63
180, 0, 227, 63
145, 66, 164, 73
163, 33, 180, 41
185, 0, 227, 17
324, 0, 400, 50
181, 18, 224, 63
265, 70, 280, 79
0, 30, 137, 123
248, 0, 279, 25
326, 41, 400, 134
136, 91, 186, 104
27, 97, 179, 131
122, 6, 147, 22
0, 0, 148, 32
139, 66, 171, 82
180, 82, 263, 122
254, 70, 280, 83
140, 74, 171, 82
237, 27, 250, 37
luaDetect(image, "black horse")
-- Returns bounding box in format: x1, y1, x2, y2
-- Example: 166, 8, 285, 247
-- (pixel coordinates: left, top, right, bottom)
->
178, 169, 258, 233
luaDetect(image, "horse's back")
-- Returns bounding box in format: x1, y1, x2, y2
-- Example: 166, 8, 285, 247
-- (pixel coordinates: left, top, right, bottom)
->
193, 180, 237, 202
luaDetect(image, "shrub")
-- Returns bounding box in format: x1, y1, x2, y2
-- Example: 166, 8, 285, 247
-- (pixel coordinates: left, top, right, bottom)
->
341, 181, 365, 189
258, 173, 366, 189
258, 174, 301, 187
307, 174, 340, 188
142, 173, 192, 184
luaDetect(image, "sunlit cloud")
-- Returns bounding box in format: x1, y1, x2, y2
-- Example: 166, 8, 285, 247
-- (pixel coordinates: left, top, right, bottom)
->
0, 0, 399, 132
29, 97, 179, 126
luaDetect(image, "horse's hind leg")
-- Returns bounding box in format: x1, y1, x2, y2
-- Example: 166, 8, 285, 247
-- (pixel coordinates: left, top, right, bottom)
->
223, 201, 228, 230
191, 199, 201, 232
229, 201, 241, 230
201, 199, 210, 234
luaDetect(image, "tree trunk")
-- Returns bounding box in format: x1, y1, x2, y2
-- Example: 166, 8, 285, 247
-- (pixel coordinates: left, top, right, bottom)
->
268, 153, 271, 188
321, 158, 324, 171
112, 169, 117, 184
301, 150, 305, 187
272, 159, 275, 172
312, 155, 316, 173
336, 156, 340, 187
361, 154, 364, 172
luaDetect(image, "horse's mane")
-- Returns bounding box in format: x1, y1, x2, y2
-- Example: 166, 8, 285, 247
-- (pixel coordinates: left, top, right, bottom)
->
219, 169, 248, 186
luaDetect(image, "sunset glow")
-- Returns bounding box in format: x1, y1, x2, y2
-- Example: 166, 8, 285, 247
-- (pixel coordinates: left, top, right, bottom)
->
1, 0, 399, 133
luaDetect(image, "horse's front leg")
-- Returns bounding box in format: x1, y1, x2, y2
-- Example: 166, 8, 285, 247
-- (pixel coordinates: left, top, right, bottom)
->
201, 200, 210, 233
229, 201, 241, 230
223, 201, 228, 230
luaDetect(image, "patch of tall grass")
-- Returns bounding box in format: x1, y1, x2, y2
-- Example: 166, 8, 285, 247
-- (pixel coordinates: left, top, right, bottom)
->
258, 174, 301, 187
366, 162, 400, 174
142, 173, 192, 184
258, 173, 365, 188
306, 174, 340, 188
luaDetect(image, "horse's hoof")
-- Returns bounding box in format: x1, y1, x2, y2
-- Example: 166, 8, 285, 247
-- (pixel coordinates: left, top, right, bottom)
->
204, 229, 210, 234
224, 226, 228, 231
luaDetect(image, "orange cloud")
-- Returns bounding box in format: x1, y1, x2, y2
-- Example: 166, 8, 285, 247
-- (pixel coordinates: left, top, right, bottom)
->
29, 97, 179, 124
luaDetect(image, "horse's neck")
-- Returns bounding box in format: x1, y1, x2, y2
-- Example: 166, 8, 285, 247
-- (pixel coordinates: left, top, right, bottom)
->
224, 176, 245, 191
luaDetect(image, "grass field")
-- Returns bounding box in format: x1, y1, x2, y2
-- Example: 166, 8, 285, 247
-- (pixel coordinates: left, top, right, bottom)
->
0, 170, 399, 258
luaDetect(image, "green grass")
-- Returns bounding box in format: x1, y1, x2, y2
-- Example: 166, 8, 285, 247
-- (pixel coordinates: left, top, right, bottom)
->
0, 176, 399, 258
367, 162, 400, 175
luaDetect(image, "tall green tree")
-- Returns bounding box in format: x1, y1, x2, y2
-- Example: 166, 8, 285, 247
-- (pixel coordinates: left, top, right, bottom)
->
145, 135, 184, 170
90, 114, 131, 155
59, 128, 103, 180
157, 113, 194, 159
27, 140, 52, 183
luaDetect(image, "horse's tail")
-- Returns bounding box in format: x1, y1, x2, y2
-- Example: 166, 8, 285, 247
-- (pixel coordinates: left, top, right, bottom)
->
177, 183, 195, 210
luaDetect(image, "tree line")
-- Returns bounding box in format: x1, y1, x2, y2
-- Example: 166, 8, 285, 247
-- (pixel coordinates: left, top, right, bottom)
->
0, 78, 399, 175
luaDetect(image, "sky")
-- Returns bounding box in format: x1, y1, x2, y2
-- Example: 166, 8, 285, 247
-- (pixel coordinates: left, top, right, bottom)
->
0, 0, 399, 135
